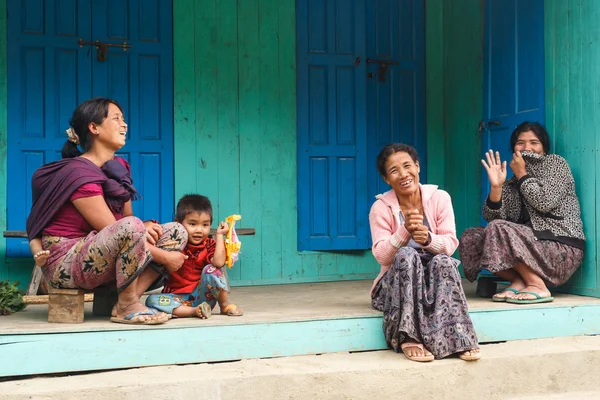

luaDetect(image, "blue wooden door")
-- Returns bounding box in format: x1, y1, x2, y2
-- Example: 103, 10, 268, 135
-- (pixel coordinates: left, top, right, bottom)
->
296, 0, 425, 251
296, 0, 368, 251
6, 0, 173, 256
481, 0, 545, 201
366, 0, 426, 199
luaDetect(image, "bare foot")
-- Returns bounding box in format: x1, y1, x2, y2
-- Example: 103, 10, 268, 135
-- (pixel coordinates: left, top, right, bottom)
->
492, 278, 526, 300
34, 250, 50, 267
115, 301, 168, 323
513, 285, 552, 301
459, 348, 481, 361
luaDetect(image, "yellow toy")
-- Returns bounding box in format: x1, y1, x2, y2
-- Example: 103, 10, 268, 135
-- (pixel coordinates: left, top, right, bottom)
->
225, 214, 242, 268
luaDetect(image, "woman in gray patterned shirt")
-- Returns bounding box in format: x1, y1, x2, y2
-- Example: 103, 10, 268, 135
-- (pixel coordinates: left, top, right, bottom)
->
459, 122, 585, 304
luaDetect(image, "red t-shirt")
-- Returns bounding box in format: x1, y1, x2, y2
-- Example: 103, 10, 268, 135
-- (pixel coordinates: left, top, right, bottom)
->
42, 157, 129, 238
162, 238, 217, 294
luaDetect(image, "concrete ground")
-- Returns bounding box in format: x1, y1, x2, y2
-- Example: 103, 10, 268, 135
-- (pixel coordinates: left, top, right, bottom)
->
2, 335, 600, 400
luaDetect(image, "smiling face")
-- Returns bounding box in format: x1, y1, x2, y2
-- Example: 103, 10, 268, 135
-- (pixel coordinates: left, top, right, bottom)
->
513, 130, 545, 155
181, 211, 212, 245
382, 151, 420, 196
90, 103, 128, 152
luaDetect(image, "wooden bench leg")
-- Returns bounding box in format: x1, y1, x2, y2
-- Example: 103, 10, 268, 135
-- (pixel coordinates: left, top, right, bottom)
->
48, 288, 85, 323
26, 263, 49, 296
26, 265, 44, 296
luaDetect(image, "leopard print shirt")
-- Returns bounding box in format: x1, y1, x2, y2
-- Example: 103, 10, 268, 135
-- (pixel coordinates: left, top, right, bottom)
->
483, 152, 585, 250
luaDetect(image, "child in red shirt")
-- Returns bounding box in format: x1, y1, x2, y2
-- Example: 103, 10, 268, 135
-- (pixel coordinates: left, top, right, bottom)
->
145, 194, 244, 318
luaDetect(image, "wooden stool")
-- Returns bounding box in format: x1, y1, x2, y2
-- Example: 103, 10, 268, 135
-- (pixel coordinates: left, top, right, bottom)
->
48, 288, 85, 323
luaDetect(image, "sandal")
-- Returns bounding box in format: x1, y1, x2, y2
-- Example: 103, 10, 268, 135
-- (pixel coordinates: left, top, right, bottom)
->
458, 349, 481, 361
110, 308, 169, 325
400, 342, 434, 362
196, 302, 212, 319
492, 287, 520, 302
220, 304, 244, 316
506, 292, 554, 304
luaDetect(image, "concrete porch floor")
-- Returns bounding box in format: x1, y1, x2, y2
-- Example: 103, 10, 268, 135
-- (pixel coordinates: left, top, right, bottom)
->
2, 280, 600, 378
3, 279, 600, 335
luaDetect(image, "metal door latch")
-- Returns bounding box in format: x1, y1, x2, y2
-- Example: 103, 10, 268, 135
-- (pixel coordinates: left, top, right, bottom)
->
366, 58, 400, 82
78, 38, 132, 62
478, 120, 501, 134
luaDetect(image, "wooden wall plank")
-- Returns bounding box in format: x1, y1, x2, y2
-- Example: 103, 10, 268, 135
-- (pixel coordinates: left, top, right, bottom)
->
215, 0, 242, 280
425, 0, 446, 187
195, 0, 219, 200
258, 0, 284, 280
278, 0, 302, 279
173, 0, 197, 202
238, 0, 263, 281
441, 0, 483, 241
216, 0, 241, 218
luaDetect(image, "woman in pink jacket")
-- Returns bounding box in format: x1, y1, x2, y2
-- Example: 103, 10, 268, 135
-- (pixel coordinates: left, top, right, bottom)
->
369, 143, 480, 362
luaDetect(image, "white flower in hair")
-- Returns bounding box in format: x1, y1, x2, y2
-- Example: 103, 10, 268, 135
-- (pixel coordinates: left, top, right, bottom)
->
66, 127, 80, 144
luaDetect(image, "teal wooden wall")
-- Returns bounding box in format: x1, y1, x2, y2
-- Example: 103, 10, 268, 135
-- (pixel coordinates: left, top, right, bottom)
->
545, 0, 600, 296
425, 0, 483, 241
0, 0, 481, 287
5, 0, 597, 293
172, 0, 383, 285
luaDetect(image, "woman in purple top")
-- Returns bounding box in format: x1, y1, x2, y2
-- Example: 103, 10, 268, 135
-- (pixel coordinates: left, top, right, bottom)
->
27, 98, 188, 325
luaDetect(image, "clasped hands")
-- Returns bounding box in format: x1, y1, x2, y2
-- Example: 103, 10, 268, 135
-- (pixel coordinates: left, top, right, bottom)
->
403, 209, 430, 246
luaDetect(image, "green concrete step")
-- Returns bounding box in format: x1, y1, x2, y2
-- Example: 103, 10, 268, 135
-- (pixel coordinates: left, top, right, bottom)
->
1, 336, 599, 400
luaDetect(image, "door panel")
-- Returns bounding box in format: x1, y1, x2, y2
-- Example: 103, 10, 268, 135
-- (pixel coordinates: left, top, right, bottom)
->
482, 0, 545, 201
366, 0, 426, 200
296, 0, 425, 251
6, 0, 173, 256
297, 0, 369, 251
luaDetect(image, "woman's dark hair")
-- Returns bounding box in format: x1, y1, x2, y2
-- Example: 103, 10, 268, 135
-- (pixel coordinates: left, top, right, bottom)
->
61, 97, 124, 158
376, 143, 420, 177
176, 194, 213, 222
509, 121, 550, 154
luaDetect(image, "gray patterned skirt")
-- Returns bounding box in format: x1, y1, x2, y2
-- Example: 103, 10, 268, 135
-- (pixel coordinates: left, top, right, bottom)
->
459, 220, 584, 286
371, 247, 479, 359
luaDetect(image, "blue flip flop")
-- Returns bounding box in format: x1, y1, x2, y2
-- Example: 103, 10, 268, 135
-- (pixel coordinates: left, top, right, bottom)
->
110, 309, 169, 325
492, 287, 520, 302
506, 291, 554, 304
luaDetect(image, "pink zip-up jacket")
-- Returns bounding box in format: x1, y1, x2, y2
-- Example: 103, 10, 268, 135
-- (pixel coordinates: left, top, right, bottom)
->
368, 184, 459, 294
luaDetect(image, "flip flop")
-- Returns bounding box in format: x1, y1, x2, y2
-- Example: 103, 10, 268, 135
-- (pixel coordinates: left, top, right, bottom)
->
220, 304, 244, 316
110, 308, 169, 325
400, 342, 434, 362
492, 287, 520, 302
459, 350, 481, 361
506, 291, 554, 304
196, 302, 212, 319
